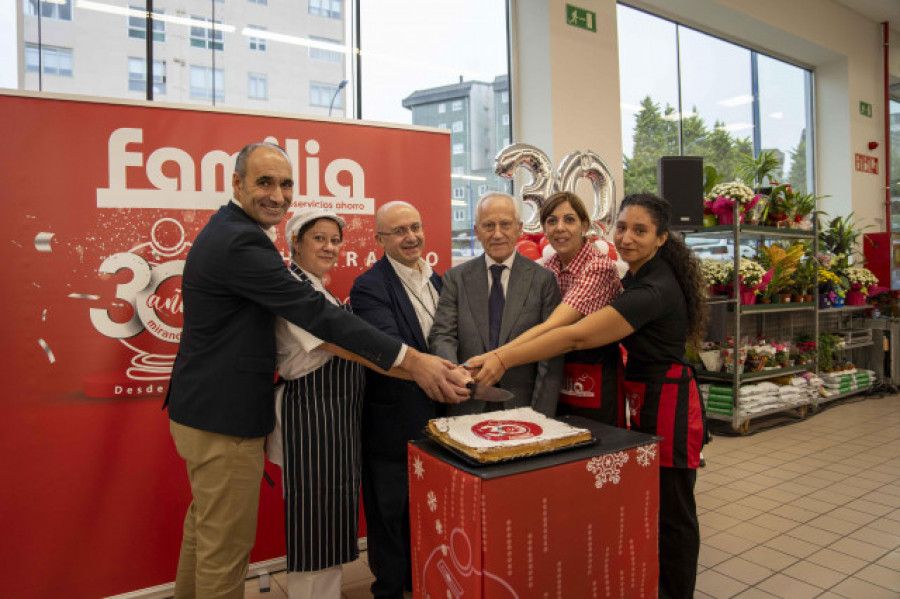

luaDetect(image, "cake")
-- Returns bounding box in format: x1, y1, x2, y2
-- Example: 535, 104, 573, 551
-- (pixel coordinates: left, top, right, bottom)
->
426, 407, 593, 464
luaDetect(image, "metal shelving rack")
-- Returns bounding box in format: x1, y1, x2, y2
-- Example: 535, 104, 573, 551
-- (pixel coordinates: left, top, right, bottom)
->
685, 215, 819, 433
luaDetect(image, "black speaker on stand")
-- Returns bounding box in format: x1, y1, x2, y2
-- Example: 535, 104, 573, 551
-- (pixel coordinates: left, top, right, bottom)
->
657, 156, 703, 230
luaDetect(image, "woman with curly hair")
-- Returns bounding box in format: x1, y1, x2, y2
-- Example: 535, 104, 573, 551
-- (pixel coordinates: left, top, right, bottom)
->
467, 193, 708, 599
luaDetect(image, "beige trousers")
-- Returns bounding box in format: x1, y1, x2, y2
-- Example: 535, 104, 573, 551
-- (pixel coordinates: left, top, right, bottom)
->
286, 566, 343, 599
170, 420, 265, 599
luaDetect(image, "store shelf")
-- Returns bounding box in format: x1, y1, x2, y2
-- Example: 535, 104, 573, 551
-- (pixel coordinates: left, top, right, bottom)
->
685, 225, 816, 240
816, 384, 873, 405
819, 305, 871, 313
730, 303, 817, 314
696, 364, 809, 382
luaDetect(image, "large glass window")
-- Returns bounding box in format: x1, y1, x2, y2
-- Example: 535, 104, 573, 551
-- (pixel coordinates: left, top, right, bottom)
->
360, 0, 510, 258
246, 25, 267, 51
309, 0, 341, 19
310, 82, 343, 109
248, 73, 268, 100
617, 4, 814, 196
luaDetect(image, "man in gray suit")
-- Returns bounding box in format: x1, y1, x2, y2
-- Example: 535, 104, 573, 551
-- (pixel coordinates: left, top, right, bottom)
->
430, 192, 563, 416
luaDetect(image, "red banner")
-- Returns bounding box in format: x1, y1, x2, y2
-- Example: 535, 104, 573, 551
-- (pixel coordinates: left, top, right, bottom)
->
0, 92, 450, 598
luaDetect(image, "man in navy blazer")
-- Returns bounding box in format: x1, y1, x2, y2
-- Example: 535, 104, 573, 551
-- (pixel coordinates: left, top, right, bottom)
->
165, 144, 468, 599
350, 201, 442, 599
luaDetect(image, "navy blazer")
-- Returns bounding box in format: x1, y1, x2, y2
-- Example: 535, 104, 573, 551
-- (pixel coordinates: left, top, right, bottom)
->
350, 255, 442, 460
166, 202, 402, 438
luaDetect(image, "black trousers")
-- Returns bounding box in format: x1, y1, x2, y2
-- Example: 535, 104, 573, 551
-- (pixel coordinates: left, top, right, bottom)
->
658, 466, 699, 599
361, 456, 411, 599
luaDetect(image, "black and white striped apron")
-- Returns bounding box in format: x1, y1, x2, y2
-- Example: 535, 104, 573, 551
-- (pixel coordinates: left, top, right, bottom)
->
280, 268, 366, 572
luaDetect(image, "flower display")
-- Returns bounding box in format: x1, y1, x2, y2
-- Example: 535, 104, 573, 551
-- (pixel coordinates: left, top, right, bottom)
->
701, 259, 730, 288
704, 180, 761, 225
817, 269, 841, 288
845, 267, 878, 292
709, 181, 758, 205
734, 258, 767, 289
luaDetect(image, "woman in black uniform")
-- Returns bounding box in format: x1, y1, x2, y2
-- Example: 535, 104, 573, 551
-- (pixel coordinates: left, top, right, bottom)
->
468, 193, 708, 599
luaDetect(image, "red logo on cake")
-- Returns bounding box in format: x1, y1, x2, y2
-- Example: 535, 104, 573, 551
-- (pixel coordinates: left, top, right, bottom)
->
471, 420, 543, 441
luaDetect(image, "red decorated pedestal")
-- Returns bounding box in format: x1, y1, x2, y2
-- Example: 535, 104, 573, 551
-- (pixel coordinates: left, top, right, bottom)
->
408, 418, 660, 598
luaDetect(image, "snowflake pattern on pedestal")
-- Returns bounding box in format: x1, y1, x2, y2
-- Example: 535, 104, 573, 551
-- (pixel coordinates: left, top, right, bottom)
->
435, 519, 443, 535
427, 490, 438, 512
412, 455, 425, 479
586, 452, 629, 489
636, 444, 657, 467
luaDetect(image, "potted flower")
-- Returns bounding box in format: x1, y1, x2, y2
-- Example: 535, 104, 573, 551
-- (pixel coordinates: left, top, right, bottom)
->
758, 243, 804, 303
845, 267, 879, 305
818, 268, 842, 309
705, 181, 760, 226
793, 254, 818, 302
701, 259, 730, 296
794, 334, 817, 365
726, 258, 769, 304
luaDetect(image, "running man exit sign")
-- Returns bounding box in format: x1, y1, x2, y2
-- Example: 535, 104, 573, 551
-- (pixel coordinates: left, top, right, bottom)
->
566, 4, 596, 32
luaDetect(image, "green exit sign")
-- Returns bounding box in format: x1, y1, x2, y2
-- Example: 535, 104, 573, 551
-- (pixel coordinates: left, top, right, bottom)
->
566, 4, 596, 32
859, 101, 873, 118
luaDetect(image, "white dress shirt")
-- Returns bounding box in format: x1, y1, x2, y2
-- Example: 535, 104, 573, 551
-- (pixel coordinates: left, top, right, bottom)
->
386, 255, 439, 342
484, 251, 517, 297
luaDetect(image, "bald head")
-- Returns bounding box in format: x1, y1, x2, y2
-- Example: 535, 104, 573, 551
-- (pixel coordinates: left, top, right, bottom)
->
375, 201, 425, 269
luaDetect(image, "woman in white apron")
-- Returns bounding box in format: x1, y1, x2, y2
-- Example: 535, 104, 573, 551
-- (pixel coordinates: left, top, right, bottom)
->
268, 207, 365, 599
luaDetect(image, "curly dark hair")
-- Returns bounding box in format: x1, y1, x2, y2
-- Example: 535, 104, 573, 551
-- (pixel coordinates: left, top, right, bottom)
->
619, 193, 708, 351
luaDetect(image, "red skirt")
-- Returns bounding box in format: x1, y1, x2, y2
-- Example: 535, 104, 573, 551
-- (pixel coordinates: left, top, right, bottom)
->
623, 363, 704, 469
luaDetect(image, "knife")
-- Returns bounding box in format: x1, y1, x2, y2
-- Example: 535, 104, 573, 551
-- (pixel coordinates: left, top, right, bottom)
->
467, 382, 515, 403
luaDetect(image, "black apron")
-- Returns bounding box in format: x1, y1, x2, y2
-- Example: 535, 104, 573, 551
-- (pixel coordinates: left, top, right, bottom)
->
280, 268, 366, 571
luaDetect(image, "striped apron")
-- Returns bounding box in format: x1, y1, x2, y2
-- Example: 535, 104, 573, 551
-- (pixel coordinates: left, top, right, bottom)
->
280, 272, 366, 572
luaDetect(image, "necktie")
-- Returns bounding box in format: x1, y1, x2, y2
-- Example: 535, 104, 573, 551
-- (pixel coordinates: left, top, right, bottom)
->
489, 264, 506, 350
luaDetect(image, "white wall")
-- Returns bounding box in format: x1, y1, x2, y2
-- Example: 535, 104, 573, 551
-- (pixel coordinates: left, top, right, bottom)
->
511, 0, 898, 233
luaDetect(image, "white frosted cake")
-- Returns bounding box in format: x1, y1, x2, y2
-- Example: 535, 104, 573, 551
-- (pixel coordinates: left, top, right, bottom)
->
427, 407, 592, 463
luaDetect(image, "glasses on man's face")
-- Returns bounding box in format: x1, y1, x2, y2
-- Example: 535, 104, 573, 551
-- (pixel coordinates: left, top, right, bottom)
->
478, 220, 517, 233
377, 222, 423, 237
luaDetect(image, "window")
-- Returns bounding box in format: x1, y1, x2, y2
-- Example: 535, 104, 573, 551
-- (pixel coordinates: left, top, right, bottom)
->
309, 0, 341, 19
249, 0, 266, 4
191, 17, 224, 51
310, 82, 343, 108
478, 184, 488, 195
452, 143, 464, 155
248, 73, 267, 100
501, 114, 509, 126
451, 100, 463, 111
25, 43, 73, 76
190, 66, 224, 101
501, 91, 509, 103
437, 123, 447, 130
309, 36, 343, 63
452, 121, 464, 133
452, 166, 464, 175
247, 25, 267, 51
25, 0, 72, 20
453, 209, 466, 221
616, 5, 813, 196
128, 58, 166, 94
128, 6, 165, 42
438, 104, 446, 114
453, 187, 466, 199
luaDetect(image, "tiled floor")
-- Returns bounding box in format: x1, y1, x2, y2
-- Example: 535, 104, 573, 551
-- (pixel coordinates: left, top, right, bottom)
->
241, 395, 900, 598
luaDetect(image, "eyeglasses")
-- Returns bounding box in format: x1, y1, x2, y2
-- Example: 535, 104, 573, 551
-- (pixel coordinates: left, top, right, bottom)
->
377, 222, 423, 237
477, 220, 517, 233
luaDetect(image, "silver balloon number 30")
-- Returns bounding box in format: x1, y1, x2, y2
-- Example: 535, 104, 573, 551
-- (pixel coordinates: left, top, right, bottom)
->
493, 143, 616, 236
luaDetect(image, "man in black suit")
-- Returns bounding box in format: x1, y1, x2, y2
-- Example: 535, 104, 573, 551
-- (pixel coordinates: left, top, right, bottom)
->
165, 143, 469, 599
350, 201, 441, 599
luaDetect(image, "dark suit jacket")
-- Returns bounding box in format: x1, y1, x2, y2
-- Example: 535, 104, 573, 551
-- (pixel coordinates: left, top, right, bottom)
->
165, 202, 401, 438
350, 256, 442, 460
429, 253, 564, 416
